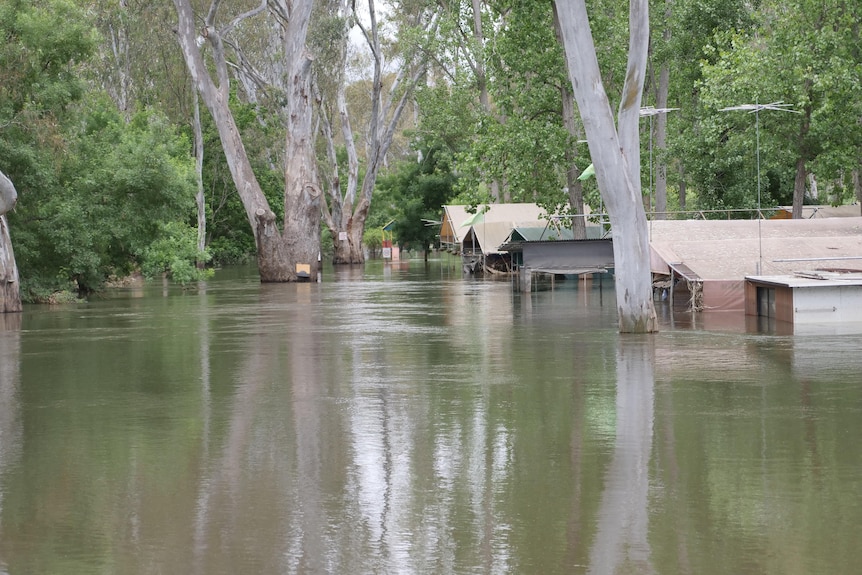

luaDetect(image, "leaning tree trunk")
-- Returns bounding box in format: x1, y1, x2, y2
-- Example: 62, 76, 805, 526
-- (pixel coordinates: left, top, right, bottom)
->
323, 0, 429, 266
0, 171, 21, 313
173, 0, 320, 282
555, 0, 657, 333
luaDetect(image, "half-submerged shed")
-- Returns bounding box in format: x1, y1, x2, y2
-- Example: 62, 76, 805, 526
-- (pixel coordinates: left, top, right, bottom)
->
745, 272, 862, 324
499, 223, 612, 291
650, 217, 862, 312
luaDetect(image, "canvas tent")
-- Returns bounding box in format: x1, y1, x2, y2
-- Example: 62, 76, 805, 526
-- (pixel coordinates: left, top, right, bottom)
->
439, 203, 555, 272
649, 218, 862, 311
439, 203, 548, 254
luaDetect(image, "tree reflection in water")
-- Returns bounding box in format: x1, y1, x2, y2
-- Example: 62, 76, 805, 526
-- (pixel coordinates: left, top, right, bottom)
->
0, 313, 21, 550
588, 338, 655, 575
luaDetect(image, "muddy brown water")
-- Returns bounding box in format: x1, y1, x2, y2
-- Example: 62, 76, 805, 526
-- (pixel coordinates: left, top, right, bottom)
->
1, 259, 861, 574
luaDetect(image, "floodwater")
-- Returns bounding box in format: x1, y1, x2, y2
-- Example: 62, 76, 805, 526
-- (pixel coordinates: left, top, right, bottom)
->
1, 259, 861, 575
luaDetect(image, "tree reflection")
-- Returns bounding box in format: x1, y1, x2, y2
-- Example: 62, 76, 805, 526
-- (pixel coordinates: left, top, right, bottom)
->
191, 283, 331, 574
588, 338, 655, 575
0, 313, 22, 550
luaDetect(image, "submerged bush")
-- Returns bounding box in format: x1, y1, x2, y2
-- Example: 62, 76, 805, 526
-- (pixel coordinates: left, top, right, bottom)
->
139, 221, 213, 285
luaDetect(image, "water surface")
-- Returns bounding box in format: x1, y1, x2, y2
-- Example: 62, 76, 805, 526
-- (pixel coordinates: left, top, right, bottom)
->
1, 260, 861, 574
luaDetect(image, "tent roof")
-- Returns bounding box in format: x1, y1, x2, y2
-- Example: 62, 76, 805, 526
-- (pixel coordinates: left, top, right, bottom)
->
440, 203, 548, 247
649, 217, 862, 281
464, 220, 548, 255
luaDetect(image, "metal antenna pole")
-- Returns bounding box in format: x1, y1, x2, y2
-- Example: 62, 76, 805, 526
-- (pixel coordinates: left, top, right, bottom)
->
719, 101, 800, 275
639, 106, 679, 238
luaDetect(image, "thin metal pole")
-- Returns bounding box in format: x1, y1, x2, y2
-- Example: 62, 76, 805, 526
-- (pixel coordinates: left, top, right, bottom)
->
756, 99, 762, 275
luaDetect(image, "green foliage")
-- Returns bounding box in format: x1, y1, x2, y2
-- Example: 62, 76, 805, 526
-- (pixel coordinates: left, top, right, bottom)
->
362, 226, 383, 258
9, 99, 197, 297
374, 147, 458, 251
0, 0, 96, 118
688, 0, 862, 211
139, 221, 213, 285
442, 1, 575, 207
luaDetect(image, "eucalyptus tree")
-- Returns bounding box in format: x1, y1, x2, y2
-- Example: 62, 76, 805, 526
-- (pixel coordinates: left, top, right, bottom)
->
645, 0, 672, 218
555, 0, 657, 333
421, 0, 629, 236
423, 0, 506, 201
173, 0, 321, 281
696, 0, 862, 217
92, 0, 210, 258
89, 0, 191, 120
0, 171, 20, 313
315, 0, 436, 264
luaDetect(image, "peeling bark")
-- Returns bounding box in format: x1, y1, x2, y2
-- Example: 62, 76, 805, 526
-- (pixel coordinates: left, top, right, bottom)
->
173, 0, 319, 282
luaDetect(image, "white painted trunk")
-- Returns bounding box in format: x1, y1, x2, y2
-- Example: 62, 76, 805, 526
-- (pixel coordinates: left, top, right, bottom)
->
554, 0, 657, 333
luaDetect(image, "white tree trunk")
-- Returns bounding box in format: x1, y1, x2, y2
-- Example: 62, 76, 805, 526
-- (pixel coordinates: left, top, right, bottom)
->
193, 88, 206, 263
0, 171, 21, 313
554, 0, 657, 333
321, 0, 431, 265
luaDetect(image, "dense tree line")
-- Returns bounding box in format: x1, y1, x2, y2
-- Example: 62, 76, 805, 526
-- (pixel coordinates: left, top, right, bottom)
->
0, 0, 858, 305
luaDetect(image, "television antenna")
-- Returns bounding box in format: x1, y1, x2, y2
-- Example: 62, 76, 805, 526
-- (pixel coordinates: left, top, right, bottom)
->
719, 101, 800, 274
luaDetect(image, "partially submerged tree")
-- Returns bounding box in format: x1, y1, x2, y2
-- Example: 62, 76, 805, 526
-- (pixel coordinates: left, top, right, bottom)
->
554, 0, 657, 333
173, 0, 321, 281
0, 170, 20, 313
315, 0, 435, 265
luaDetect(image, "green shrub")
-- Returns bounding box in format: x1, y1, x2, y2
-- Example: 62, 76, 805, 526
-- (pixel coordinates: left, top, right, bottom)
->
139, 222, 213, 285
